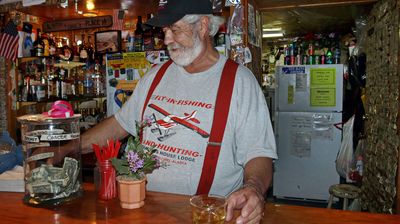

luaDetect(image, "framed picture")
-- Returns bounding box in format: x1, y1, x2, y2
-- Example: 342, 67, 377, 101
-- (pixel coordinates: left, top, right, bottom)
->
94, 30, 121, 54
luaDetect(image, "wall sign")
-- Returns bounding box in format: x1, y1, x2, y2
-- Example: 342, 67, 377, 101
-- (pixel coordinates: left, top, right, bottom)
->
43, 15, 112, 32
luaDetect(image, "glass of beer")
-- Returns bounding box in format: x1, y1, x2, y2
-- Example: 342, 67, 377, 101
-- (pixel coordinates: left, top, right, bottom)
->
190, 194, 226, 224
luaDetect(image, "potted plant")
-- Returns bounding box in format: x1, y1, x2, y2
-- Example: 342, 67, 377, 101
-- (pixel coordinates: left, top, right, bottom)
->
111, 122, 162, 209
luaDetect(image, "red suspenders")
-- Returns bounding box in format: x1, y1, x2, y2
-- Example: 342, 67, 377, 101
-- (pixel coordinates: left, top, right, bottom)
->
140, 60, 173, 141
196, 59, 238, 194
141, 59, 239, 195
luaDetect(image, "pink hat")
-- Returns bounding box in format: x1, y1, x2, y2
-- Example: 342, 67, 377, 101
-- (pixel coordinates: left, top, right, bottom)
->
42, 100, 74, 118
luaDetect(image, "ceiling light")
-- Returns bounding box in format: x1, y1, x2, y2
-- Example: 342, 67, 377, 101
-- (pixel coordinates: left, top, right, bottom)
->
86, 1, 95, 10
83, 12, 98, 17
263, 28, 282, 32
262, 33, 284, 38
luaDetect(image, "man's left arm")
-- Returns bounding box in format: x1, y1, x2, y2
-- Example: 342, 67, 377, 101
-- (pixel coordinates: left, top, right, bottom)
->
226, 157, 273, 224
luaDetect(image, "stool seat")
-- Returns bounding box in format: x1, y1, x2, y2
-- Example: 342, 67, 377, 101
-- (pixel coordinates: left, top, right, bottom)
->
327, 184, 361, 210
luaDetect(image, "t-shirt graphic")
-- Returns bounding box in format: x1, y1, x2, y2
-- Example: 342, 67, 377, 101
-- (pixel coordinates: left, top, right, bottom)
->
147, 103, 210, 141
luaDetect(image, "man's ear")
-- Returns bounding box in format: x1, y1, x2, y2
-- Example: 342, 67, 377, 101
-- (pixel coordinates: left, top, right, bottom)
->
198, 16, 210, 39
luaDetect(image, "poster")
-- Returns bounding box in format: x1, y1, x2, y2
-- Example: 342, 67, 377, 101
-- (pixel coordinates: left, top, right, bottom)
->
106, 51, 168, 116
247, 3, 256, 46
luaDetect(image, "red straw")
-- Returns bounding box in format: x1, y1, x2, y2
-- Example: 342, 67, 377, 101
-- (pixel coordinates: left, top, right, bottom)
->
92, 139, 121, 200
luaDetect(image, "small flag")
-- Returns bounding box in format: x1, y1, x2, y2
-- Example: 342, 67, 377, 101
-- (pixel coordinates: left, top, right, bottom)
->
112, 9, 124, 30
0, 21, 19, 61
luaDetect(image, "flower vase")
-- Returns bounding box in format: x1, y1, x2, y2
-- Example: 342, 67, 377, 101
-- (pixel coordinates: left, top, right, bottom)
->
117, 176, 146, 209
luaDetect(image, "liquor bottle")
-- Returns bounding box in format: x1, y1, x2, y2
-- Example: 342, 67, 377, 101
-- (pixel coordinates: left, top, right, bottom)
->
17, 68, 24, 101
92, 60, 104, 97
79, 34, 88, 63
32, 29, 44, 57
134, 16, 144, 52
41, 32, 50, 57
58, 67, 68, 100
47, 64, 58, 100
126, 31, 135, 52
66, 68, 76, 99
153, 26, 165, 50
83, 65, 94, 97
143, 14, 155, 51
75, 66, 85, 97
23, 66, 34, 101
48, 33, 57, 57
87, 35, 95, 63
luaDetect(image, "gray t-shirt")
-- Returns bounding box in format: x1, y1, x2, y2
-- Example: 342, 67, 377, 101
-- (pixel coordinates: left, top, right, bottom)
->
115, 55, 277, 196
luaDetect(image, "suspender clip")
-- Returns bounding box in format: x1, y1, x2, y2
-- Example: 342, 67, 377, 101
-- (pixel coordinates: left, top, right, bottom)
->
207, 142, 221, 146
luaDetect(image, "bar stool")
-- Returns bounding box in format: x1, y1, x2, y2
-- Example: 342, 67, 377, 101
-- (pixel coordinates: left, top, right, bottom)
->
327, 184, 361, 210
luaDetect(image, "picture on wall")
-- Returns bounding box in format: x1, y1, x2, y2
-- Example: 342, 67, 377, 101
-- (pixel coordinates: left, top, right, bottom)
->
95, 30, 121, 54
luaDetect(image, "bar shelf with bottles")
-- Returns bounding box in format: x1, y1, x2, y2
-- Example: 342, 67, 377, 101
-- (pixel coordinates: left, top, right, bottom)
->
17, 57, 105, 103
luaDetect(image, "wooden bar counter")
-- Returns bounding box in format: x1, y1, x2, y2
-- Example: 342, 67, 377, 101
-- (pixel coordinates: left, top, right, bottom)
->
1, 183, 399, 224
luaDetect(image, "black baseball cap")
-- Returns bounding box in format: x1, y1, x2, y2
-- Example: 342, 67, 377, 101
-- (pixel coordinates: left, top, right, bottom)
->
146, 0, 213, 27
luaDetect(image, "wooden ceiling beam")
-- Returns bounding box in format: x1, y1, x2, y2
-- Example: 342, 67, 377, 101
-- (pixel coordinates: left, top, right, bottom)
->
257, 0, 378, 11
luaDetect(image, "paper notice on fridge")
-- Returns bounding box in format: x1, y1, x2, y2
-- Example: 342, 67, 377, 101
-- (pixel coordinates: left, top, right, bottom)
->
289, 116, 312, 158
310, 88, 336, 106
295, 73, 307, 91
310, 68, 336, 86
290, 131, 311, 158
309, 68, 336, 107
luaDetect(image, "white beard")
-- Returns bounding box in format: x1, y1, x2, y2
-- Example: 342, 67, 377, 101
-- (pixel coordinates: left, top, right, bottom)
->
167, 31, 203, 67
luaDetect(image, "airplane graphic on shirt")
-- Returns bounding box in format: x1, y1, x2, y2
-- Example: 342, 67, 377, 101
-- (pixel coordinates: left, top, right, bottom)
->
148, 103, 210, 141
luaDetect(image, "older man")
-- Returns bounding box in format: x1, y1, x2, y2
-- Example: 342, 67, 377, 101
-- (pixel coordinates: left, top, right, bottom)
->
82, 0, 277, 223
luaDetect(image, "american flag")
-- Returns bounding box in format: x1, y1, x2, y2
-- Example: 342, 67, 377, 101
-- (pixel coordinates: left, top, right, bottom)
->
112, 9, 124, 30
0, 21, 19, 61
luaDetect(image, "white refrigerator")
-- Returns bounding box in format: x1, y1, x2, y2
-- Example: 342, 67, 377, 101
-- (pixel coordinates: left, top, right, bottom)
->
273, 64, 343, 201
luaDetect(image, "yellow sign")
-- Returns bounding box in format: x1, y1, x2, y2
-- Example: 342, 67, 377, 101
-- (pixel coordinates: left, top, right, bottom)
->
288, 85, 294, 104
310, 68, 336, 107
116, 80, 139, 91
123, 52, 150, 69
310, 88, 336, 106
310, 68, 336, 85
